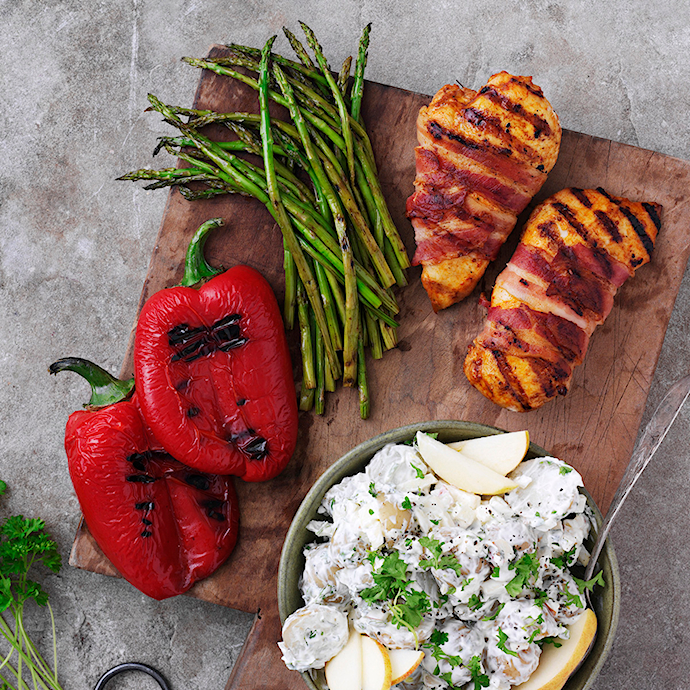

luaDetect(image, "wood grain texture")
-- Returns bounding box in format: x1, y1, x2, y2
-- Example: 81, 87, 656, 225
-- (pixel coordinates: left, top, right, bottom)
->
67, 47, 690, 689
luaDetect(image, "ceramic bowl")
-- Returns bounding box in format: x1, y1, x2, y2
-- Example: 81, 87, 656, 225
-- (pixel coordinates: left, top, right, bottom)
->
278, 420, 620, 690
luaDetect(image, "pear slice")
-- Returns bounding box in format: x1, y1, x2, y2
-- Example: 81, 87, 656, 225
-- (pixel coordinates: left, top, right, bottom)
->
513, 608, 597, 690
416, 432, 518, 495
361, 635, 392, 690
446, 430, 529, 475
325, 628, 362, 690
388, 648, 424, 685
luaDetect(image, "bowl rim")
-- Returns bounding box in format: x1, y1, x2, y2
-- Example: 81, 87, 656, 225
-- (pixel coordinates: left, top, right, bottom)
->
277, 420, 620, 690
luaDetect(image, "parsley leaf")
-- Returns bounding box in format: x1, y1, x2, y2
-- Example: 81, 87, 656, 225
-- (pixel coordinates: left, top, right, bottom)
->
506, 553, 540, 597
550, 545, 577, 570
467, 655, 490, 689
559, 465, 573, 475
410, 463, 425, 479
419, 537, 464, 576
468, 594, 482, 611
482, 602, 505, 621
368, 482, 377, 497
0, 487, 64, 688
538, 636, 563, 648
573, 570, 605, 594
360, 552, 430, 632
401, 496, 412, 510
496, 627, 519, 657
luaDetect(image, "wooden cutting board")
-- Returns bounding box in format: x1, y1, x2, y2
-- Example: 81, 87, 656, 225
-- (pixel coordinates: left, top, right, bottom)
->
69, 46, 690, 689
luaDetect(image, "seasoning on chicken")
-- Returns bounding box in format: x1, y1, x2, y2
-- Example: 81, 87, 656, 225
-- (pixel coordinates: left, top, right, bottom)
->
406, 71, 562, 311
464, 187, 662, 411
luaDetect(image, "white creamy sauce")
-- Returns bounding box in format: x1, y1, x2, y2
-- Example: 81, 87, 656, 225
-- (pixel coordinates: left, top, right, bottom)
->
279, 443, 593, 688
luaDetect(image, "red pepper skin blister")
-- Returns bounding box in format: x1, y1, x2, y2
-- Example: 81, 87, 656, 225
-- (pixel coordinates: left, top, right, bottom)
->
65, 394, 239, 600
134, 264, 298, 481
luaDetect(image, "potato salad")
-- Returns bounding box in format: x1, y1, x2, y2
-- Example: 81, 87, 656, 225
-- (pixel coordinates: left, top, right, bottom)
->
279, 438, 596, 690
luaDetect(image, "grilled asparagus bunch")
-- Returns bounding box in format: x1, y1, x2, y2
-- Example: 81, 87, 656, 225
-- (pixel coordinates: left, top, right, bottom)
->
119, 23, 409, 419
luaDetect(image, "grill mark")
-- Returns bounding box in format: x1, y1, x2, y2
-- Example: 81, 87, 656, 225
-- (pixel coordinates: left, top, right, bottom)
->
642, 202, 662, 231
594, 210, 622, 243
595, 187, 615, 202
478, 86, 552, 137
551, 201, 593, 245
510, 76, 544, 98
526, 358, 557, 401
425, 120, 544, 191
427, 120, 513, 158
492, 350, 531, 410
570, 188, 592, 208
617, 205, 655, 257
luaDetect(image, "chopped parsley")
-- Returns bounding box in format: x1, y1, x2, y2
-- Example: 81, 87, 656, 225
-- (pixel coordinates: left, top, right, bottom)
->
574, 570, 605, 594
368, 509, 374, 515
550, 545, 577, 570
538, 636, 563, 648
482, 602, 505, 621
559, 465, 573, 475
467, 655, 490, 689
368, 482, 377, 497
506, 553, 540, 597
411, 463, 425, 479
419, 537, 463, 576
360, 552, 430, 631
401, 496, 412, 510
468, 593, 482, 611
496, 627, 518, 657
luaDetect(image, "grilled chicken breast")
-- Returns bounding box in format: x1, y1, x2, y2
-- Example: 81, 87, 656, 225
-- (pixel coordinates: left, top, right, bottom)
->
464, 187, 662, 412
406, 72, 562, 311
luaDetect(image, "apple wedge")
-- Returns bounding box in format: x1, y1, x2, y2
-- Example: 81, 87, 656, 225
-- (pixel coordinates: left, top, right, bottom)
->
325, 628, 362, 690
513, 608, 597, 690
361, 635, 392, 690
388, 648, 424, 685
446, 430, 529, 476
416, 432, 518, 495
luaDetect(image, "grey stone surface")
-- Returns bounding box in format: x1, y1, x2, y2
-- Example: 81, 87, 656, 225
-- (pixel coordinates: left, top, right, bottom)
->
1, 0, 689, 688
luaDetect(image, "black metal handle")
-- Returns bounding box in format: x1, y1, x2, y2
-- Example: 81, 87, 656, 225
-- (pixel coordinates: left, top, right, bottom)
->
94, 662, 171, 690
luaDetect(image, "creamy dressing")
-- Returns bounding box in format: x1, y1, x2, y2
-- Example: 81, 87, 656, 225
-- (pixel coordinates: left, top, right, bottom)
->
279, 443, 593, 687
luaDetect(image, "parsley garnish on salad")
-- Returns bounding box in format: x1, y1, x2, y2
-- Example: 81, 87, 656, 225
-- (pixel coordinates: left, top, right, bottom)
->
496, 627, 519, 657
361, 552, 430, 631
419, 537, 464, 576
506, 553, 540, 597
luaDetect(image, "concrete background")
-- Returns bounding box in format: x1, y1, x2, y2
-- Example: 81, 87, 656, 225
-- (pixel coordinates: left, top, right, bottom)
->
2, 0, 689, 688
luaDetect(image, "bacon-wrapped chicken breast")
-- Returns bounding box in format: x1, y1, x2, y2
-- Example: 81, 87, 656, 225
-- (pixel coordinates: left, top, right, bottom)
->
464, 187, 662, 411
407, 72, 561, 311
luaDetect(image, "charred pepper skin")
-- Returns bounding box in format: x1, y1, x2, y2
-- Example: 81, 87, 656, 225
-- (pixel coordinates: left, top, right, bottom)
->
134, 263, 299, 481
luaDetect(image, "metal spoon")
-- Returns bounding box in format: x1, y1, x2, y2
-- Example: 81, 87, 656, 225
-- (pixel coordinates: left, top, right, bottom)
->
585, 373, 690, 584
572, 374, 690, 679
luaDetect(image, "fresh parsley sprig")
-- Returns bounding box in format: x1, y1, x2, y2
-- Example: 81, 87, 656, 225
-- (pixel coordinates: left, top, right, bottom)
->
505, 553, 540, 597
418, 537, 463, 577
360, 552, 430, 635
0, 480, 64, 690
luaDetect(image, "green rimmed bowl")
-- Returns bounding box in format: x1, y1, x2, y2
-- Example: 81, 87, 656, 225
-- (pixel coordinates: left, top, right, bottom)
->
278, 420, 620, 690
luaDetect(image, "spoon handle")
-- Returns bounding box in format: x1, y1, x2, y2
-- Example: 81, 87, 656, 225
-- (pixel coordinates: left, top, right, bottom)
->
584, 373, 690, 581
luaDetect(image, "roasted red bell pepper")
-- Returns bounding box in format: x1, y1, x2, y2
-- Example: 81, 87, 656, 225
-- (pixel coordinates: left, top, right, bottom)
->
134, 218, 298, 481
50, 357, 239, 600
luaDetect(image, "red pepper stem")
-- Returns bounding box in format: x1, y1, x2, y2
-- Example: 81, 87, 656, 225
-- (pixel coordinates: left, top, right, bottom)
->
180, 218, 224, 287
49, 357, 134, 407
